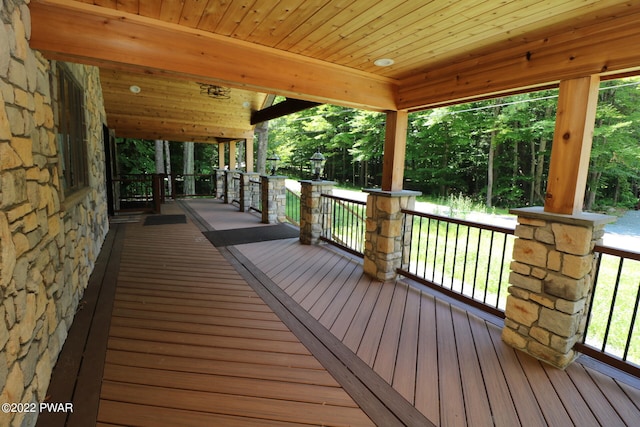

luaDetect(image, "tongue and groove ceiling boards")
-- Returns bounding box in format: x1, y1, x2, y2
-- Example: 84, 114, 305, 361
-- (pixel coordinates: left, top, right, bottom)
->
30, 0, 640, 142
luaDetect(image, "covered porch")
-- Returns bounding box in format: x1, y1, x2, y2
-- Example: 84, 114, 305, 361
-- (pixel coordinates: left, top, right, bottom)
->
40, 200, 640, 426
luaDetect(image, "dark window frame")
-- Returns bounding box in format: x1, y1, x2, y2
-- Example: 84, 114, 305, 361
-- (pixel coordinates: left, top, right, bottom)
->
57, 64, 88, 195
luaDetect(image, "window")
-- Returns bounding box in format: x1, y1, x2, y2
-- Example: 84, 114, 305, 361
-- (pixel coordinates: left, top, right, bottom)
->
56, 65, 88, 194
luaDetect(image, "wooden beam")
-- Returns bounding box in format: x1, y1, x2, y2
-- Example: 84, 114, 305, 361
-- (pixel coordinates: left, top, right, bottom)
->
106, 114, 254, 143
229, 141, 237, 170
30, 0, 397, 111
398, 7, 640, 110
381, 110, 408, 192
218, 143, 225, 169
544, 75, 600, 215
251, 98, 321, 125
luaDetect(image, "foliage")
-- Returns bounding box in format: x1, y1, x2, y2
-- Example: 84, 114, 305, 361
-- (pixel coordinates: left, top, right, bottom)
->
116, 139, 218, 175
268, 77, 640, 211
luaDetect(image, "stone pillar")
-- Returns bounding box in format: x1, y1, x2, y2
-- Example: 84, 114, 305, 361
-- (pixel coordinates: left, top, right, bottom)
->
502, 207, 615, 368
362, 189, 420, 282
299, 180, 334, 244
261, 175, 286, 224
239, 172, 258, 212
215, 169, 225, 199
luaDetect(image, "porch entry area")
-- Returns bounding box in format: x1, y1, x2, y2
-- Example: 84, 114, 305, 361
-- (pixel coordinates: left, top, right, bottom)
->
41, 200, 640, 426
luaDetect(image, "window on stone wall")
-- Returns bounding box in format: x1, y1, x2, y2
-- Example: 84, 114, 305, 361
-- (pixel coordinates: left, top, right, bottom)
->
56, 64, 88, 194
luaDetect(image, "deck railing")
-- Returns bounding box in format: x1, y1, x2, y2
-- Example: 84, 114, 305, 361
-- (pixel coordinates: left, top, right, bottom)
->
250, 177, 262, 212
399, 209, 515, 318
320, 194, 366, 257
285, 188, 301, 225
113, 174, 163, 213
576, 245, 640, 374
171, 173, 216, 197
231, 173, 241, 205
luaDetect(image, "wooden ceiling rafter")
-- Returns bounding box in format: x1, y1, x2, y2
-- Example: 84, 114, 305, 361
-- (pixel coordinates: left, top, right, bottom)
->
251, 98, 322, 125
31, 0, 640, 142
31, 0, 397, 111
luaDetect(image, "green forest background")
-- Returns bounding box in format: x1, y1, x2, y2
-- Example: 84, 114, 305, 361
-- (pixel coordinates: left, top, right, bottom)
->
117, 77, 640, 212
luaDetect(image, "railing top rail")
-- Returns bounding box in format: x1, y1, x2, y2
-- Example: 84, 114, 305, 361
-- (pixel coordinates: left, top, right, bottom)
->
172, 173, 215, 177
321, 193, 367, 206
594, 244, 640, 261
401, 208, 515, 235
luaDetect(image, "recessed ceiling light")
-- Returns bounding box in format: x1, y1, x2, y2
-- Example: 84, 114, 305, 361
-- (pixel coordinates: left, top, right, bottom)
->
374, 58, 394, 67
129, 85, 141, 94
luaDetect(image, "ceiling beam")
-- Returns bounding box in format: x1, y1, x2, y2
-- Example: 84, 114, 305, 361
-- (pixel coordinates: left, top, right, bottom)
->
250, 98, 321, 125
107, 114, 254, 143
398, 7, 640, 110
29, 0, 397, 112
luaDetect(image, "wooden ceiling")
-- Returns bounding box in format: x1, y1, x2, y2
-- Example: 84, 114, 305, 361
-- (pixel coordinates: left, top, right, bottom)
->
29, 0, 640, 143
99, 69, 267, 142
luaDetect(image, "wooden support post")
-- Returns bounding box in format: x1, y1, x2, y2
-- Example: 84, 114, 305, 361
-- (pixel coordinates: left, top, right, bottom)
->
245, 136, 254, 172
381, 110, 408, 192
545, 76, 600, 215
218, 143, 225, 169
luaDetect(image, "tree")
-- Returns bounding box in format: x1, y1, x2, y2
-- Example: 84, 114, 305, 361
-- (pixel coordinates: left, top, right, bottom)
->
183, 141, 195, 195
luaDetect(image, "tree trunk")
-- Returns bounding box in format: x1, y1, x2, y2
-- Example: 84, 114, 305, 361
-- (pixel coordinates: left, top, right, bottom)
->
255, 121, 268, 175
533, 104, 553, 204
155, 139, 165, 174
164, 140, 172, 196
487, 98, 502, 208
584, 170, 601, 210
529, 138, 535, 205
183, 141, 195, 195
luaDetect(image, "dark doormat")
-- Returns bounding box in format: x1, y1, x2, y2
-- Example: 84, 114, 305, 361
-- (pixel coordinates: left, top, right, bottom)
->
143, 214, 187, 226
203, 223, 299, 247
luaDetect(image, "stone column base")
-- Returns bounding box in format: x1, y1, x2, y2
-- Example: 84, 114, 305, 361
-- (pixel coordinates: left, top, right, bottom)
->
261, 175, 286, 224
299, 180, 334, 244
362, 189, 420, 282
502, 207, 614, 369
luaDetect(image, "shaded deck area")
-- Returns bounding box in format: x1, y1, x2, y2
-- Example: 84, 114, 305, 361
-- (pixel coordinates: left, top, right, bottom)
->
41, 199, 640, 426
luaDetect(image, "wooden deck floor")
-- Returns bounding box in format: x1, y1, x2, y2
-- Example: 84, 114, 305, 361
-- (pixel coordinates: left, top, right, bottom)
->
97, 210, 378, 426
41, 199, 640, 426
184, 199, 640, 427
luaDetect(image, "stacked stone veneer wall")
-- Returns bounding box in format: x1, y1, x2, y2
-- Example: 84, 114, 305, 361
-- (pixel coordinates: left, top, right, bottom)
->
261, 175, 286, 224
0, 2, 109, 426
363, 190, 418, 282
502, 207, 613, 369
299, 180, 333, 244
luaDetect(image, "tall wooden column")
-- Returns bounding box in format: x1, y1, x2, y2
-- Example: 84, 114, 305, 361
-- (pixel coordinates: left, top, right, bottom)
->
245, 136, 254, 172
218, 142, 225, 169
545, 75, 600, 215
381, 110, 408, 191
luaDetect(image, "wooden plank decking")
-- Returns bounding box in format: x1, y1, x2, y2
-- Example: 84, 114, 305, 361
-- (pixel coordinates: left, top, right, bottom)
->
180, 199, 640, 427
41, 199, 640, 426
233, 235, 640, 427
96, 210, 377, 426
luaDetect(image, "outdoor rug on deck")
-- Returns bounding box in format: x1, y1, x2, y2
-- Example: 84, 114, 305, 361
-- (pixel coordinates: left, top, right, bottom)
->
203, 224, 299, 247
143, 214, 187, 226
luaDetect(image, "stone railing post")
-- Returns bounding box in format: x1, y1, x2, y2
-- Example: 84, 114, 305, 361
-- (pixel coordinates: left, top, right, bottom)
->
261, 175, 287, 224
239, 172, 259, 212
363, 189, 420, 282
502, 207, 614, 368
299, 180, 334, 244
215, 169, 225, 199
